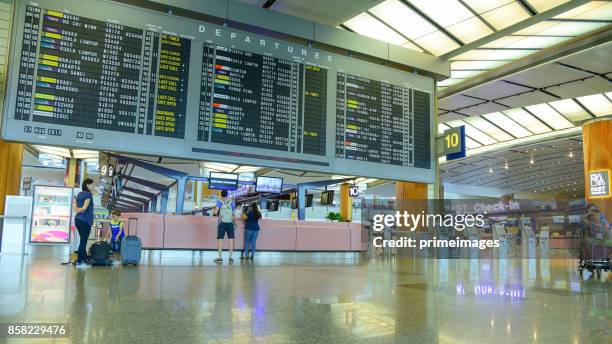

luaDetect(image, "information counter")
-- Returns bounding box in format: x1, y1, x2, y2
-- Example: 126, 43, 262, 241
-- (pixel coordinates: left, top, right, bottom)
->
122, 213, 367, 252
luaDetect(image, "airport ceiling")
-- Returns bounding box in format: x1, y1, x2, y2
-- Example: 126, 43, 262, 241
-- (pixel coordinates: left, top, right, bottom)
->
440, 135, 585, 197
240, 0, 611, 153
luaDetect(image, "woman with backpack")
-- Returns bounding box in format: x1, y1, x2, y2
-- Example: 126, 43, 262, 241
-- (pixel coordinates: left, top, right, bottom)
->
241, 203, 262, 260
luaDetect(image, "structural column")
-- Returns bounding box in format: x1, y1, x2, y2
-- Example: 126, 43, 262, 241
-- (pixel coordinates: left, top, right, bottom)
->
339, 183, 352, 222
396, 181, 428, 229
582, 119, 611, 221
0, 139, 24, 214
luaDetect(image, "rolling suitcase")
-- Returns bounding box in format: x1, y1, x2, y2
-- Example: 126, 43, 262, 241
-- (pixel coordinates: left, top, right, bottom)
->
121, 217, 142, 266
89, 227, 112, 266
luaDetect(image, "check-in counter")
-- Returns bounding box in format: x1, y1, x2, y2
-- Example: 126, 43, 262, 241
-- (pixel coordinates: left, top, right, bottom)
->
296, 220, 351, 251
254, 219, 297, 251
123, 213, 165, 249
121, 213, 365, 252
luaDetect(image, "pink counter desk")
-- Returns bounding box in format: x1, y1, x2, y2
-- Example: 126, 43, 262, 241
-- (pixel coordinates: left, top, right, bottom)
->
122, 213, 367, 252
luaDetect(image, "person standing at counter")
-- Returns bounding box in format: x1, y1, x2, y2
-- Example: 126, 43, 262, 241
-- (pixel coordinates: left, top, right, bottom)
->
213, 190, 236, 263
73, 178, 95, 267
241, 203, 262, 260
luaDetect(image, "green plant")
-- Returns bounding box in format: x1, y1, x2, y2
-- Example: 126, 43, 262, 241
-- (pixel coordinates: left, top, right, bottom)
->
326, 212, 349, 222
326, 212, 341, 222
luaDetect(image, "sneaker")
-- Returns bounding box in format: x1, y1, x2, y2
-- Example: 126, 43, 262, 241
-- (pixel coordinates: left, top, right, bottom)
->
76, 262, 90, 269
582, 269, 593, 280
214, 258, 222, 263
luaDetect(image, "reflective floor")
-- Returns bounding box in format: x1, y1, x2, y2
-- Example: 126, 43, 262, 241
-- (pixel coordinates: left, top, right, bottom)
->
0, 252, 610, 343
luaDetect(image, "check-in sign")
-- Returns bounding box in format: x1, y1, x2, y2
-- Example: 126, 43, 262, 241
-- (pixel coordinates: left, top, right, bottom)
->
589, 170, 610, 198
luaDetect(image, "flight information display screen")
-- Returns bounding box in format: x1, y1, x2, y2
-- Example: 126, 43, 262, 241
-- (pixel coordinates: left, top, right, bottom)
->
336, 73, 430, 168
3, 0, 434, 183
199, 44, 327, 155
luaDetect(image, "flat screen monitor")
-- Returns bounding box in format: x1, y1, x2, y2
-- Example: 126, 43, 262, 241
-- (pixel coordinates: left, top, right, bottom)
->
266, 200, 279, 212
209, 172, 239, 191
256, 176, 283, 193
321, 190, 334, 206
306, 194, 313, 208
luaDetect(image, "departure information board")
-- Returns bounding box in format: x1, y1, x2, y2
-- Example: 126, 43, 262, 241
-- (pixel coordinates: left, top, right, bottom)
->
3, 0, 435, 183
335, 73, 430, 168
199, 43, 327, 155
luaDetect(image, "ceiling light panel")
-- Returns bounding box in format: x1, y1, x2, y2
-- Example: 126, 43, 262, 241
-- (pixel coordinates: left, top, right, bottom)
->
462, 0, 515, 13
480, 2, 531, 30
438, 123, 451, 135
548, 99, 591, 121
528, 0, 570, 12
465, 137, 482, 149
343, 13, 407, 45
451, 60, 509, 70
437, 78, 466, 87
474, 49, 537, 60
554, 1, 612, 20
450, 70, 484, 78
401, 41, 424, 52
482, 111, 533, 137
414, 30, 461, 55
464, 116, 514, 141
502, 108, 551, 134
577, 94, 612, 116
513, 21, 558, 35
534, 21, 608, 36
370, 0, 437, 39
483, 36, 524, 48
504, 35, 570, 49
408, 0, 474, 27
525, 104, 574, 129
446, 16, 493, 44
447, 120, 498, 145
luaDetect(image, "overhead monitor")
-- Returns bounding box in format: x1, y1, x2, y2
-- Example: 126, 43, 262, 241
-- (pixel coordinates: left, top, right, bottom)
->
266, 200, 279, 212
208, 172, 239, 191
320, 190, 334, 206
1, 0, 434, 184
255, 176, 283, 194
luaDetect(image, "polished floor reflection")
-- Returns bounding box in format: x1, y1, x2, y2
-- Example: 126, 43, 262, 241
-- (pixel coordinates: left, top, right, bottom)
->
0, 253, 609, 343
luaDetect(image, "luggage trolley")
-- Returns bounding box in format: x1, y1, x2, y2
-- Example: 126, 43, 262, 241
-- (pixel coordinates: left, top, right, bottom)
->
577, 223, 610, 281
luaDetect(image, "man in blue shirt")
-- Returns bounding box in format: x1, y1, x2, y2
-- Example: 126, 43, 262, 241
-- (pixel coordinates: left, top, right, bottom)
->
213, 190, 236, 263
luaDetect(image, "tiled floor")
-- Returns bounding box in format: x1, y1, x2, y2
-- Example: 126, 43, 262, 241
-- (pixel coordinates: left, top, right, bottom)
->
0, 253, 609, 343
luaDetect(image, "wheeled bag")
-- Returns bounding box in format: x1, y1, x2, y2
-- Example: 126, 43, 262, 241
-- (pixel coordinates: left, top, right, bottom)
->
121, 217, 142, 266
89, 227, 112, 266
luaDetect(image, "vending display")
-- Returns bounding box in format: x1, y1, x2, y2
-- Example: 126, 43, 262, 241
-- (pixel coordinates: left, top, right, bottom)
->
30, 185, 73, 243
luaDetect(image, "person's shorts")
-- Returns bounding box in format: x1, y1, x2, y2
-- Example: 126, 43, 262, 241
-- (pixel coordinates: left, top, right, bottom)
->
111, 239, 121, 253
217, 222, 235, 239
